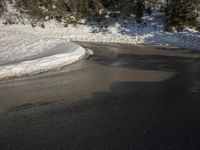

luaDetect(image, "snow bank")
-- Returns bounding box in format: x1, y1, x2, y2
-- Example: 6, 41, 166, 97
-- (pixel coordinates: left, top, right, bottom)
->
0, 12, 199, 80
0, 30, 66, 65
0, 30, 86, 80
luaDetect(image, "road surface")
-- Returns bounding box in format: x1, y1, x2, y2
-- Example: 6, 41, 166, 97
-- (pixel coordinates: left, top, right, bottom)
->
0, 42, 200, 150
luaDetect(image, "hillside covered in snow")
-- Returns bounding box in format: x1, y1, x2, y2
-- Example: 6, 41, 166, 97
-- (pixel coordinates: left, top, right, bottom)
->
0, 0, 199, 79
0, 0, 199, 48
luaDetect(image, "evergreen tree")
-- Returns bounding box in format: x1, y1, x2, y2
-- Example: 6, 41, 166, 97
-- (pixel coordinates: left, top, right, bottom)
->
165, 0, 199, 30
135, 0, 145, 23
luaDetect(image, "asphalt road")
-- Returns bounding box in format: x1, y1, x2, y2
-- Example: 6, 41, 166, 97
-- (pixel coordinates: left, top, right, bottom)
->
0, 42, 200, 150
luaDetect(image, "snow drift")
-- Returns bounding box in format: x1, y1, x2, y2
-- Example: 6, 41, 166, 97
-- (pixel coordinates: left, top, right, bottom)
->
0, 33, 86, 80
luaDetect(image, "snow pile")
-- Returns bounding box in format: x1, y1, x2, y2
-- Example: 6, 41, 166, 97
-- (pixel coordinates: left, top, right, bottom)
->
0, 30, 86, 80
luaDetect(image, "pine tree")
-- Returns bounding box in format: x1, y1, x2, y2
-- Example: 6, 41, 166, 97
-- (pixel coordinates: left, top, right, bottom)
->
135, 0, 145, 23
165, 0, 199, 30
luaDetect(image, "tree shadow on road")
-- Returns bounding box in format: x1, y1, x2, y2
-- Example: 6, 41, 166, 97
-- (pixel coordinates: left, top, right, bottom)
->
1, 43, 200, 150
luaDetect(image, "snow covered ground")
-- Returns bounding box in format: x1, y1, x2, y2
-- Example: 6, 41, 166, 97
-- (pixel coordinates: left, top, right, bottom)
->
1, 12, 199, 50
0, 30, 86, 80
0, 11, 199, 80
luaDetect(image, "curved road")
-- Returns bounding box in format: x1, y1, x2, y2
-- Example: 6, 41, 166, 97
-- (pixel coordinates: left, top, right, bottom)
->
0, 42, 200, 150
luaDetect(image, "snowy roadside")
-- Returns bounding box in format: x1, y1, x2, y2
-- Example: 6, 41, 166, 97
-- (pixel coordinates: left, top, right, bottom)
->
0, 30, 86, 80
0, 11, 199, 80
0, 17, 199, 51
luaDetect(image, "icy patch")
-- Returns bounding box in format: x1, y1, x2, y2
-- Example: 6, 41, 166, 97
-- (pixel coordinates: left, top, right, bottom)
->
86, 49, 94, 55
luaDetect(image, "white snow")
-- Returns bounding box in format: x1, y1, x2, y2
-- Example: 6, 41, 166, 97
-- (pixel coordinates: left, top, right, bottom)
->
1, 11, 199, 50
0, 30, 86, 80
0, 10, 200, 79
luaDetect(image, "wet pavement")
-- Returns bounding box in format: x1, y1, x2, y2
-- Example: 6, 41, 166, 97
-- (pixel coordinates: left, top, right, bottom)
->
0, 42, 200, 150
